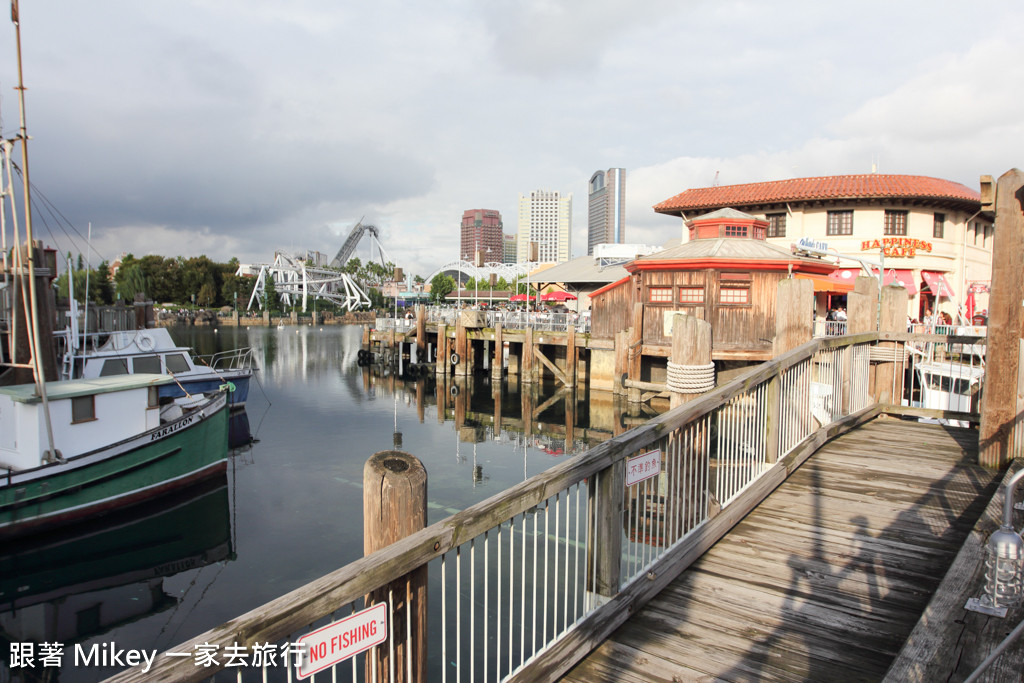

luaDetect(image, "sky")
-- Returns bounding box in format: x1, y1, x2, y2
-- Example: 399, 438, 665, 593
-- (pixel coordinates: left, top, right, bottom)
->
1, 0, 1022, 280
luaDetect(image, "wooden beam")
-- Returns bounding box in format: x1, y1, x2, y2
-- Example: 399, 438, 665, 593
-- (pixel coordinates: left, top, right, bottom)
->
979, 168, 1024, 468
534, 344, 570, 386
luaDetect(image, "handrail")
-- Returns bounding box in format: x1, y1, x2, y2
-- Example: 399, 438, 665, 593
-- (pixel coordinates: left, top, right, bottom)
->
105, 331, 984, 682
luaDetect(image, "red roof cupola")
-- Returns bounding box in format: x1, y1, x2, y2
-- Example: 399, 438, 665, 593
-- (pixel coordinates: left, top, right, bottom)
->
686, 207, 769, 241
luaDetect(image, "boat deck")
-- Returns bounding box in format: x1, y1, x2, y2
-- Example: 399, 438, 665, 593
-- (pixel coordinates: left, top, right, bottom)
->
563, 418, 1006, 682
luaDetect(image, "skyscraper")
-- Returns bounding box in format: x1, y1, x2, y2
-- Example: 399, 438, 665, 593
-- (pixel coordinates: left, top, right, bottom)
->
502, 233, 517, 264
460, 209, 503, 263
517, 189, 572, 263
587, 168, 626, 255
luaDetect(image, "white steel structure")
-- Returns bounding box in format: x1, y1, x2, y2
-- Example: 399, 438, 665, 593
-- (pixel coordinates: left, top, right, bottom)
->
238, 252, 371, 313
239, 222, 391, 312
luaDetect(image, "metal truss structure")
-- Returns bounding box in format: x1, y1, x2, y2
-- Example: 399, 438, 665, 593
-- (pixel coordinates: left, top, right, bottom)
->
240, 222, 393, 313
239, 252, 370, 313
427, 260, 534, 285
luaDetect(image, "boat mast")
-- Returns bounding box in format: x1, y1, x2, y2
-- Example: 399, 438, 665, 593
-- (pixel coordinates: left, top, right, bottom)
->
10, 0, 58, 460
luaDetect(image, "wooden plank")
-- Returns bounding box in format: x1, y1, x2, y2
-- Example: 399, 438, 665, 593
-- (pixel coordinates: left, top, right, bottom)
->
558, 421, 995, 683
883, 460, 1024, 683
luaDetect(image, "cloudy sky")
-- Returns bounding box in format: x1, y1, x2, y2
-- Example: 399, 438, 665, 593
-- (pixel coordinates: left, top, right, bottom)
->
2, 0, 1022, 279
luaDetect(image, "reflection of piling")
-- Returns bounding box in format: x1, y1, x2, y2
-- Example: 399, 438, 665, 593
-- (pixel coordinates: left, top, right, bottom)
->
363, 451, 427, 683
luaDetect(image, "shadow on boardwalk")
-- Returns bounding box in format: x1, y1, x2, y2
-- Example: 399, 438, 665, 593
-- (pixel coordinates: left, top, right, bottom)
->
563, 419, 998, 682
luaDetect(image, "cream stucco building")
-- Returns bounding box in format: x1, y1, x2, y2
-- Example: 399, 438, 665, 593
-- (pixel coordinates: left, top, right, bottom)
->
654, 174, 993, 322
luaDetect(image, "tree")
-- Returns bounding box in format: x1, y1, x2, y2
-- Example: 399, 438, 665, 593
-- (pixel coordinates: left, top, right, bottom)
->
117, 263, 149, 301
429, 273, 455, 304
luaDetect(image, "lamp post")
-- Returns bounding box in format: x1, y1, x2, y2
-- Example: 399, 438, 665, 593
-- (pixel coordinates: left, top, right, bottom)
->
474, 240, 479, 307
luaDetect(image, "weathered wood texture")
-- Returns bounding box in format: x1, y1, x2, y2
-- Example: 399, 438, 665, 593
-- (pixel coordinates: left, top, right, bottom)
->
884, 459, 1024, 683
979, 168, 1024, 468
363, 450, 428, 683
591, 275, 636, 340
563, 419, 998, 683
669, 313, 713, 409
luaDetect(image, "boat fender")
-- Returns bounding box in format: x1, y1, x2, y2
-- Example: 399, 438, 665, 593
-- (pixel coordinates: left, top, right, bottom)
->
219, 381, 237, 393
450, 384, 459, 396
450, 353, 460, 365
137, 331, 155, 352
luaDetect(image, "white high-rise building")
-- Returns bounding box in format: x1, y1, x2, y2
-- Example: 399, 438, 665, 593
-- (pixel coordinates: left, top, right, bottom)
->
588, 168, 626, 255
517, 189, 572, 263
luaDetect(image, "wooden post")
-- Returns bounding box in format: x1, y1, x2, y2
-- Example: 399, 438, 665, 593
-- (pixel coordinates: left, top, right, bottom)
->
435, 323, 447, 377
772, 277, 813, 357
588, 461, 624, 599
566, 324, 577, 388
980, 168, 1024, 468
492, 323, 503, 380
627, 303, 644, 403
363, 451, 427, 683
765, 278, 815, 460
874, 285, 909, 405
669, 314, 713, 410
522, 327, 535, 384
454, 317, 468, 377
845, 276, 879, 413
415, 304, 425, 360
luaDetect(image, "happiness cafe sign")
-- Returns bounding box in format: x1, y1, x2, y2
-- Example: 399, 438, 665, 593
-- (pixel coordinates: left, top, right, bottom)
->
861, 237, 933, 257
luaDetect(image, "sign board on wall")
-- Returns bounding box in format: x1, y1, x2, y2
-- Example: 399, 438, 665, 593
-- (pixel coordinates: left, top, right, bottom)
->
297, 603, 388, 679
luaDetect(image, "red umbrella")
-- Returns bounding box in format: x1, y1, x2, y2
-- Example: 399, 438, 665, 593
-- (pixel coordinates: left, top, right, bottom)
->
509, 294, 535, 302
965, 290, 975, 322
540, 290, 577, 302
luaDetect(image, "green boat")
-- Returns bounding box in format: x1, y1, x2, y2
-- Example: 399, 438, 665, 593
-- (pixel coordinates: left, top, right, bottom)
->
0, 374, 230, 539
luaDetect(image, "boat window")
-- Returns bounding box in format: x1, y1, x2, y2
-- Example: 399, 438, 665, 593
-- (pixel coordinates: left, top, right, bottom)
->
71, 395, 95, 423
133, 355, 161, 374
165, 353, 191, 374
99, 358, 129, 376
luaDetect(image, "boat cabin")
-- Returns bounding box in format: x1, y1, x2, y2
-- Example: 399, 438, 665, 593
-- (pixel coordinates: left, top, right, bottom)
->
0, 375, 170, 469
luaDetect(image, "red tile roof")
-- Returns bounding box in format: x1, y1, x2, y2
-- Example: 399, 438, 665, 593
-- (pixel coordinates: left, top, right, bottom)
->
654, 174, 981, 214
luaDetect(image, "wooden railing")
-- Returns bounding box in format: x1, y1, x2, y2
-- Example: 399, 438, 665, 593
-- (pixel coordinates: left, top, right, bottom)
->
106, 331, 986, 683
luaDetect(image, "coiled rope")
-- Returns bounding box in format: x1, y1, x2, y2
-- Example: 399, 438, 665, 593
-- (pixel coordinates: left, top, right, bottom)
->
666, 361, 716, 394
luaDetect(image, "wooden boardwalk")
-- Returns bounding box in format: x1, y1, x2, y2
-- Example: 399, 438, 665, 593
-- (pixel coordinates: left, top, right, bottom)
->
563, 418, 1001, 682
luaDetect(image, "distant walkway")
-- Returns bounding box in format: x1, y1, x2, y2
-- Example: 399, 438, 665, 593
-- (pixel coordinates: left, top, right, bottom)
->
563, 419, 999, 682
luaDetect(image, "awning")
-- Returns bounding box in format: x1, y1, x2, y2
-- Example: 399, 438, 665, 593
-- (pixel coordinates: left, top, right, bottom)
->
795, 273, 854, 293
829, 268, 917, 295
920, 271, 955, 298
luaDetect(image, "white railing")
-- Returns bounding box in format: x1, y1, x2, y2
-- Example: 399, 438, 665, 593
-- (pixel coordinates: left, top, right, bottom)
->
106, 332, 985, 683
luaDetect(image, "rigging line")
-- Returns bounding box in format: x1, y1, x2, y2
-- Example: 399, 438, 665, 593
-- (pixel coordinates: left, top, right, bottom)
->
8, 160, 85, 259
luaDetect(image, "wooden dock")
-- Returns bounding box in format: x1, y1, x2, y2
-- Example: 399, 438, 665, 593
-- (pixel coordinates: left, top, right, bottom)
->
563, 418, 1004, 682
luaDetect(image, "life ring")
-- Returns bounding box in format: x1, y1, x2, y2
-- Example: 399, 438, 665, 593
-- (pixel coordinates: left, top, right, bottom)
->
137, 331, 155, 352
450, 353, 460, 365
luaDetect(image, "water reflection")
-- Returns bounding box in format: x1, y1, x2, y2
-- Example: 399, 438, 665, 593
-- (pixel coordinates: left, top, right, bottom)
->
0, 475, 234, 680
0, 324, 666, 680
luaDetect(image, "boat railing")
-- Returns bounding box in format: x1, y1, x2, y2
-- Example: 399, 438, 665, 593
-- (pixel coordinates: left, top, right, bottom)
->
109, 332, 986, 683
198, 346, 257, 372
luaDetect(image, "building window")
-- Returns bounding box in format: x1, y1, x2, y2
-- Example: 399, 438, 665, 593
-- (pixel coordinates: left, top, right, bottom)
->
724, 225, 748, 237
720, 287, 750, 304
766, 213, 786, 238
933, 213, 945, 239
71, 395, 96, 423
826, 210, 853, 236
648, 286, 673, 303
679, 287, 704, 304
884, 210, 908, 236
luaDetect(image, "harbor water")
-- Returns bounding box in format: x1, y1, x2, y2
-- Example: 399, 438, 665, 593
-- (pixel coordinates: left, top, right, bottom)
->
1, 324, 657, 681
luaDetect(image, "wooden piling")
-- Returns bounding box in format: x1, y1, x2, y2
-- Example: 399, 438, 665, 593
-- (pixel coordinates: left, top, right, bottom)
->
522, 327, 535, 383
980, 168, 1024, 468
492, 323, 503, 380
363, 450, 427, 683
669, 314, 713, 410
874, 285, 908, 406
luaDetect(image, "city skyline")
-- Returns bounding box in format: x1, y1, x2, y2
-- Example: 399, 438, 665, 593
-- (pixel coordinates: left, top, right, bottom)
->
1, 2, 1021, 281
588, 168, 626, 254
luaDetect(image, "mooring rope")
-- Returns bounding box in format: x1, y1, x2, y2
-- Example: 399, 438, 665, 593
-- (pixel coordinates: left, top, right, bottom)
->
666, 361, 716, 394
